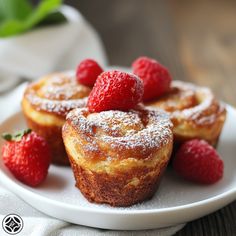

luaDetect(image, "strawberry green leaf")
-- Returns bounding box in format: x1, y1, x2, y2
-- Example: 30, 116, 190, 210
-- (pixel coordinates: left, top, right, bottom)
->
2, 133, 12, 141
2, 129, 32, 141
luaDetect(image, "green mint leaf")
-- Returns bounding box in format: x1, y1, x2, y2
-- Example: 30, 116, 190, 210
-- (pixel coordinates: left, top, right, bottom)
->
0, 20, 25, 37
23, 0, 64, 30
0, 0, 32, 21
38, 10, 67, 26
0, 0, 66, 37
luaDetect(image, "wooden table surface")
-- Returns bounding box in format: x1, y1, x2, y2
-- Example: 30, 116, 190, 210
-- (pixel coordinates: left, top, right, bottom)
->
66, 0, 236, 234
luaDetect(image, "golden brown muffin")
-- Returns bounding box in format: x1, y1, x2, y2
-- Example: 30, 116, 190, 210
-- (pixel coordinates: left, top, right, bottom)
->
146, 80, 226, 147
62, 105, 173, 207
22, 72, 91, 165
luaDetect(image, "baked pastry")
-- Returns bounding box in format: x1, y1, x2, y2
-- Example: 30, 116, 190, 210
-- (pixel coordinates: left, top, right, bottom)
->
22, 72, 91, 165
146, 80, 226, 147
62, 106, 173, 206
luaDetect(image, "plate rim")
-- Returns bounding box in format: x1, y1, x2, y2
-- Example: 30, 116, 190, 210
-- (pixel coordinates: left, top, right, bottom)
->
0, 105, 236, 216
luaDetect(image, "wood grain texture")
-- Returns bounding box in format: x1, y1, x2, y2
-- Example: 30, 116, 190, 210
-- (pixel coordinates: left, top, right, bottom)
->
171, 0, 236, 106
66, 0, 186, 80
65, 0, 236, 235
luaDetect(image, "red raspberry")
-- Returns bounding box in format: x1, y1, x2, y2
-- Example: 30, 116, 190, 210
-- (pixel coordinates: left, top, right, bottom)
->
132, 56, 172, 101
173, 139, 224, 184
1, 129, 51, 187
76, 59, 103, 87
87, 70, 144, 112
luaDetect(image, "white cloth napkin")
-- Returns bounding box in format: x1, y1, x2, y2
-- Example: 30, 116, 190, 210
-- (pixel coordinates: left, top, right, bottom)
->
0, 85, 185, 236
0, 5, 107, 92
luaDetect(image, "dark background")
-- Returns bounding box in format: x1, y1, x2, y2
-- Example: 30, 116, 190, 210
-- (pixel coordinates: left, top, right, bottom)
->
43, 0, 236, 235
65, 0, 236, 109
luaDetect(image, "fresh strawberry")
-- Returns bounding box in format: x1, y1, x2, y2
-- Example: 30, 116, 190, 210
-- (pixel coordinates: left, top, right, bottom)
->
132, 56, 172, 101
76, 59, 103, 87
173, 139, 224, 184
1, 129, 51, 187
87, 70, 144, 112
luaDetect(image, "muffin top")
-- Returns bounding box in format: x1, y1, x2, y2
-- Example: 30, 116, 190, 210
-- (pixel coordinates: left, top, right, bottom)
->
24, 72, 91, 117
147, 80, 226, 126
64, 105, 173, 161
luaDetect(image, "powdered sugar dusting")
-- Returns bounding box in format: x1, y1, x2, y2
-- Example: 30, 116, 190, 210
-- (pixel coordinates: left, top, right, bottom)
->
66, 106, 173, 156
25, 72, 91, 117
150, 80, 226, 126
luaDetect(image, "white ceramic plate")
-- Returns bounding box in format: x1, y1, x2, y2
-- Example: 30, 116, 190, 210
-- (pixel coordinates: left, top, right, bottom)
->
0, 106, 236, 230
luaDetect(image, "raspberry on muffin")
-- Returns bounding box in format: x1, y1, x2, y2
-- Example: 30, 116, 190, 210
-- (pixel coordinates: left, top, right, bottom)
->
132, 56, 172, 101
87, 70, 144, 112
